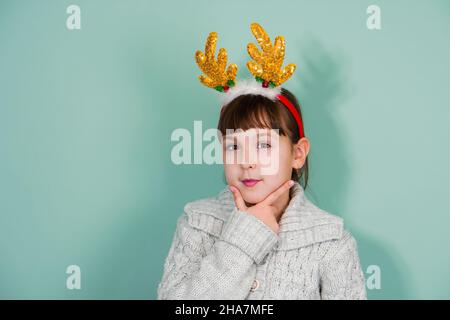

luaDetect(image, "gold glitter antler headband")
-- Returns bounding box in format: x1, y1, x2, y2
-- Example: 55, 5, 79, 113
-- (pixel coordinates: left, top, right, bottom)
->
194, 23, 305, 139
195, 32, 238, 92
247, 22, 296, 88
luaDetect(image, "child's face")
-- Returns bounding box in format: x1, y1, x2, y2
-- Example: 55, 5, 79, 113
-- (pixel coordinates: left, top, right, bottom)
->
222, 128, 308, 206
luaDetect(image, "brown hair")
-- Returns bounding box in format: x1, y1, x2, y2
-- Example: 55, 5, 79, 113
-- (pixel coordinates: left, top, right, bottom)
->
217, 88, 309, 190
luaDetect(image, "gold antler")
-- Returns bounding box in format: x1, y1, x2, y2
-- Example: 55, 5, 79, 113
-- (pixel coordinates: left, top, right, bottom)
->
195, 32, 238, 92
247, 23, 296, 87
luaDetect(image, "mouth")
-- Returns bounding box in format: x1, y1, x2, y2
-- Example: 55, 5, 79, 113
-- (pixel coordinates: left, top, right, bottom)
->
241, 179, 262, 187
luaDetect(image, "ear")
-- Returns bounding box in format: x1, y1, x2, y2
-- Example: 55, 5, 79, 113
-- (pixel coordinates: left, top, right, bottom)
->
291, 137, 310, 170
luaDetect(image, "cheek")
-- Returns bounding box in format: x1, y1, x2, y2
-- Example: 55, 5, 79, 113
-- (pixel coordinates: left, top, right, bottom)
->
258, 144, 292, 177
223, 164, 238, 180
258, 150, 276, 175
279, 145, 294, 174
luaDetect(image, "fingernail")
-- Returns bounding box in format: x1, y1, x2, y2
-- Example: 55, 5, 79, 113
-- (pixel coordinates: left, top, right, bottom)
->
288, 180, 294, 187
229, 186, 236, 192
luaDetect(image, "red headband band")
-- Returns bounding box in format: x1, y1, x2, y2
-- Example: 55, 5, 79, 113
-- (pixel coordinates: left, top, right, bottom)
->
276, 94, 305, 139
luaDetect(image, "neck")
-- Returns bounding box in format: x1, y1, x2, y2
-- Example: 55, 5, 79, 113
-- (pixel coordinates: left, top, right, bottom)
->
273, 189, 292, 223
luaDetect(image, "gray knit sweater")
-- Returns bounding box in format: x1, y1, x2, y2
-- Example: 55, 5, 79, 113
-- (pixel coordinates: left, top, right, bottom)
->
157, 182, 367, 300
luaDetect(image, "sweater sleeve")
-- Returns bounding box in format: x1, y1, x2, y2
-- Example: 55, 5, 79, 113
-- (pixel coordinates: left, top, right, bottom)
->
319, 231, 367, 300
157, 207, 279, 300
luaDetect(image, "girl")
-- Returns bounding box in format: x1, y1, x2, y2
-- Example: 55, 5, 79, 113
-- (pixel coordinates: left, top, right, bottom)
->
157, 23, 366, 300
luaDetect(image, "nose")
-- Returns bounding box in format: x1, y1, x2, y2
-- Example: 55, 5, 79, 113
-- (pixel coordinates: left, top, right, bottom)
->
241, 162, 256, 170
239, 149, 257, 169
236, 136, 258, 169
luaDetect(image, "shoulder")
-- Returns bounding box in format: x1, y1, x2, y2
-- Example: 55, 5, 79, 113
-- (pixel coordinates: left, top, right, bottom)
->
183, 187, 233, 221
181, 187, 234, 237
317, 227, 361, 266
276, 192, 346, 249
303, 197, 344, 228
302, 198, 357, 250
302, 199, 358, 255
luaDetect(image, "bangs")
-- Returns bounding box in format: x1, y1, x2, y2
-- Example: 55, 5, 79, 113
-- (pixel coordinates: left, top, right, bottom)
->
217, 94, 289, 137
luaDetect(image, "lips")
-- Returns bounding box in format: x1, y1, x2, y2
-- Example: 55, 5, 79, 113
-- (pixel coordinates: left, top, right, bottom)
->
241, 179, 261, 187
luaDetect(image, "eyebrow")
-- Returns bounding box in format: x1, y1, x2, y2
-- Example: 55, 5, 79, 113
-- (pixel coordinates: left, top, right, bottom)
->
224, 132, 270, 140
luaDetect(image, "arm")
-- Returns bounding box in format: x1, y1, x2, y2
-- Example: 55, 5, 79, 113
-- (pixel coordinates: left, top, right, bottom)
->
157, 208, 279, 300
319, 231, 367, 300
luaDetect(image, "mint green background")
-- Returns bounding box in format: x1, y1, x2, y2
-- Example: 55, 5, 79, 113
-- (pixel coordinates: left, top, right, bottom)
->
1, 0, 449, 299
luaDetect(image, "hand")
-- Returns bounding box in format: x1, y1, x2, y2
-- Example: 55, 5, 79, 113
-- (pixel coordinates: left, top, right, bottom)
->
229, 180, 295, 234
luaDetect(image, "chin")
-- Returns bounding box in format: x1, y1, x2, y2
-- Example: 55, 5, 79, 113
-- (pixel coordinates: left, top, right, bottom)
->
241, 192, 265, 205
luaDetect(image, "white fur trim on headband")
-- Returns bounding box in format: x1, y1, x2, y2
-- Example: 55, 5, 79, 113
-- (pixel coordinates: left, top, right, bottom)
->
218, 78, 282, 106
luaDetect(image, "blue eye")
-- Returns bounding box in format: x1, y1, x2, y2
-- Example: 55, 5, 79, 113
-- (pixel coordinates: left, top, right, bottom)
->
226, 144, 238, 151
257, 142, 271, 149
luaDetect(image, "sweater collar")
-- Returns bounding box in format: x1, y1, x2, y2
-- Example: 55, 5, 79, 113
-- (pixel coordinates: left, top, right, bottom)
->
184, 181, 343, 250
274, 182, 343, 250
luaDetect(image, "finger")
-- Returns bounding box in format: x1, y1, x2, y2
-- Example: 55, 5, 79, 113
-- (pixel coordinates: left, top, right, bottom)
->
261, 180, 294, 206
229, 186, 247, 211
